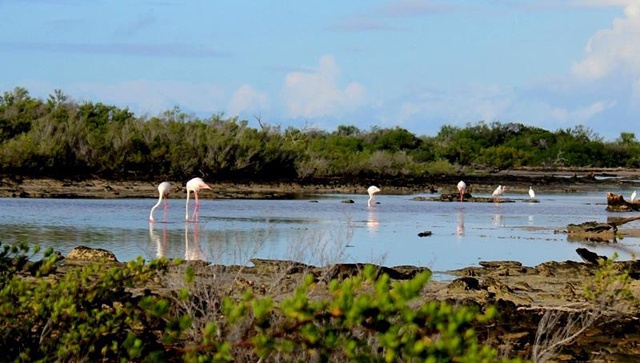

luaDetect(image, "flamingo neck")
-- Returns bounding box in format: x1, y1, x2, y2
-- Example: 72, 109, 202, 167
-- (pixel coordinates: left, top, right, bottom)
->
150, 194, 164, 221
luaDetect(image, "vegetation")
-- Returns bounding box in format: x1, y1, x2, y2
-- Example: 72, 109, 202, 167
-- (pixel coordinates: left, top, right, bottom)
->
1, 87, 639, 183
531, 254, 638, 363
0, 242, 524, 362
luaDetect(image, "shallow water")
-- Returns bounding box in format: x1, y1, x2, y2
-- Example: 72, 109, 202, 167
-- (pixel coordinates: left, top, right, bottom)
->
1, 188, 639, 272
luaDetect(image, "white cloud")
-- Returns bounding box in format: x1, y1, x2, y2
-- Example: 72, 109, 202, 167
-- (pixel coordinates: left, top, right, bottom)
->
382, 84, 514, 126
549, 100, 617, 121
62, 80, 226, 116
228, 85, 269, 116
281, 55, 366, 119
571, 0, 640, 80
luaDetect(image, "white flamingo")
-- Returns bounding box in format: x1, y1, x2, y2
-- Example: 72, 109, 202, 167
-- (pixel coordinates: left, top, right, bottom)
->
185, 177, 211, 221
367, 185, 381, 207
457, 180, 467, 202
492, 185, 506, 202
149, 181, 171, 222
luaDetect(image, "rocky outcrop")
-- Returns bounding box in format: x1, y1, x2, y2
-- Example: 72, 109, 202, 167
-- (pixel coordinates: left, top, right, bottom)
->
66, 246, 118, 262
606, 192, 640, 212
566, 221, 616, 242
564, 216, 640, 243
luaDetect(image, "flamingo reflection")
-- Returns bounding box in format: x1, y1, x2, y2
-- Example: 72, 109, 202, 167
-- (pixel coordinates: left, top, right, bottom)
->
367, 209, 379, 231
149, 222, 167, 258
492, 214, 504, 227
185, 222, 204, 261
456, 209, 465, 236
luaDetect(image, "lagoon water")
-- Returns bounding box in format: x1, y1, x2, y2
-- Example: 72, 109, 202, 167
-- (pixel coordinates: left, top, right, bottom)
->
1, 188, 639, 273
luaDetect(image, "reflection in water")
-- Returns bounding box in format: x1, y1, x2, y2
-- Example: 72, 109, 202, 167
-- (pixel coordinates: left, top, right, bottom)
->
185, 222, 204, 261
492, 214, 504, 227
149, 222, 168, 258
5, 194, 640, 272
456, 209, 465, 236
528, 215, 534, 226
367, 209, 379, 231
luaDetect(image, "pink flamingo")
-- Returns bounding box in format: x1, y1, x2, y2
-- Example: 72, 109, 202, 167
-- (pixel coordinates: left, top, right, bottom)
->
367, 185, 381, 207
149, 181, 171, 222
492, 185, 506, 202
457, 180, 467, 202
185, 177, 211, 221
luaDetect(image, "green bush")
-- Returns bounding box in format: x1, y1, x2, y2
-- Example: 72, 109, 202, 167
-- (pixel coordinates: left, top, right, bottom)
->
169, 265, 523, 362
0, 242, 171, 362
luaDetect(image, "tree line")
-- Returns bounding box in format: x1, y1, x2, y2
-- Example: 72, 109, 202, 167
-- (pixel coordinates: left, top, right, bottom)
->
1, 87, 639, 182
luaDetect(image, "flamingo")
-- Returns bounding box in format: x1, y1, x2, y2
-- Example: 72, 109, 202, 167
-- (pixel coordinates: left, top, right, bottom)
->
492, 185, 506, 202
149, 181, 171, 222
367, 185, 381, 207
457, 180, 467, 202
631, 190, 637, 202
185, 177, 211, 221
528, 186, 536, 199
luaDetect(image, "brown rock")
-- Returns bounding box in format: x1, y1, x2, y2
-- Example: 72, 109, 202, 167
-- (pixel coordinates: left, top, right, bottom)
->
66, 246, 118, 262
606, 192, 640, 212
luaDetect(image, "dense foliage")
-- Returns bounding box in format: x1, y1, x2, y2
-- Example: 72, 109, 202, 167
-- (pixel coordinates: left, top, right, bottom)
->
1, 87, 639, 182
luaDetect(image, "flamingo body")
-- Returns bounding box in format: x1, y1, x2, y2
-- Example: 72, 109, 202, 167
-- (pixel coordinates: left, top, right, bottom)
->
492, 185, 506, 202
367, 185, 381, 207
149, 181, 171, 222
185, 177, 211, 221
457, 180, 467, 202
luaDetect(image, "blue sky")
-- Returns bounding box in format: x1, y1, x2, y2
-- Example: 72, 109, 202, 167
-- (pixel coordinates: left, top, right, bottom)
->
1, 1, 639, 141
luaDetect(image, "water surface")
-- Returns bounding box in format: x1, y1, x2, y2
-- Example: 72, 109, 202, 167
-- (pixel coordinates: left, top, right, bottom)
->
1, 188, 639, 272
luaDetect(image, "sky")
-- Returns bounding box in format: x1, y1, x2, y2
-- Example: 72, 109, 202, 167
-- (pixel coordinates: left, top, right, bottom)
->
1, 1, 639, 141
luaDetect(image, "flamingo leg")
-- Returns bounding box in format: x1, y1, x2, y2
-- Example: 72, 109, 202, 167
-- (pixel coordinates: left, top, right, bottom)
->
193, 192, 200, 221
162, 202, 168, 222
185, 192, 191, 221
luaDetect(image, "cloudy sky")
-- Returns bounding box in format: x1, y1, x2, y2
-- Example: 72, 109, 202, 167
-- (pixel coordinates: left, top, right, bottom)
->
1, 0, 639, 140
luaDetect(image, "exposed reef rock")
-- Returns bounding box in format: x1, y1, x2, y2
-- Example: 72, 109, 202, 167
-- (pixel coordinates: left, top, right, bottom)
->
606, 192, 640, 212
576, 247, 608, 264
412, 193, 516, 203
66, 245, 119, 262
566, 221, 617, 242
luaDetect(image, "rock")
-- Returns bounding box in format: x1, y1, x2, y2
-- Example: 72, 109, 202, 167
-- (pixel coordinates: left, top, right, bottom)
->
448, 277, 482, 291
249, 258, 312, 274
66, 246, 118, 262
576, 247, 608, 264
418, 231, 432, 237
319, 263, 424, 282
606, 192, 640, 212
479, 261, 522, 268
566, 221, 615, 242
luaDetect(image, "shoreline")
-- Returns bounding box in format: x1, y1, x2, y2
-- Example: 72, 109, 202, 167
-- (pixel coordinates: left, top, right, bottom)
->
1, 167, 639, 199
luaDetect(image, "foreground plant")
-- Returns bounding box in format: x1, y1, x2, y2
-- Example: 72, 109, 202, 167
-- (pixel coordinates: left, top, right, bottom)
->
170, 264, 522, 362
0, 241, 172, 362
1, 241, 527, 362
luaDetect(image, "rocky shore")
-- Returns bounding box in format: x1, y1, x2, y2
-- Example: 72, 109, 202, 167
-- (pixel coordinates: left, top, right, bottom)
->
46, 246, 640, 362
1, 167, 639, 199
